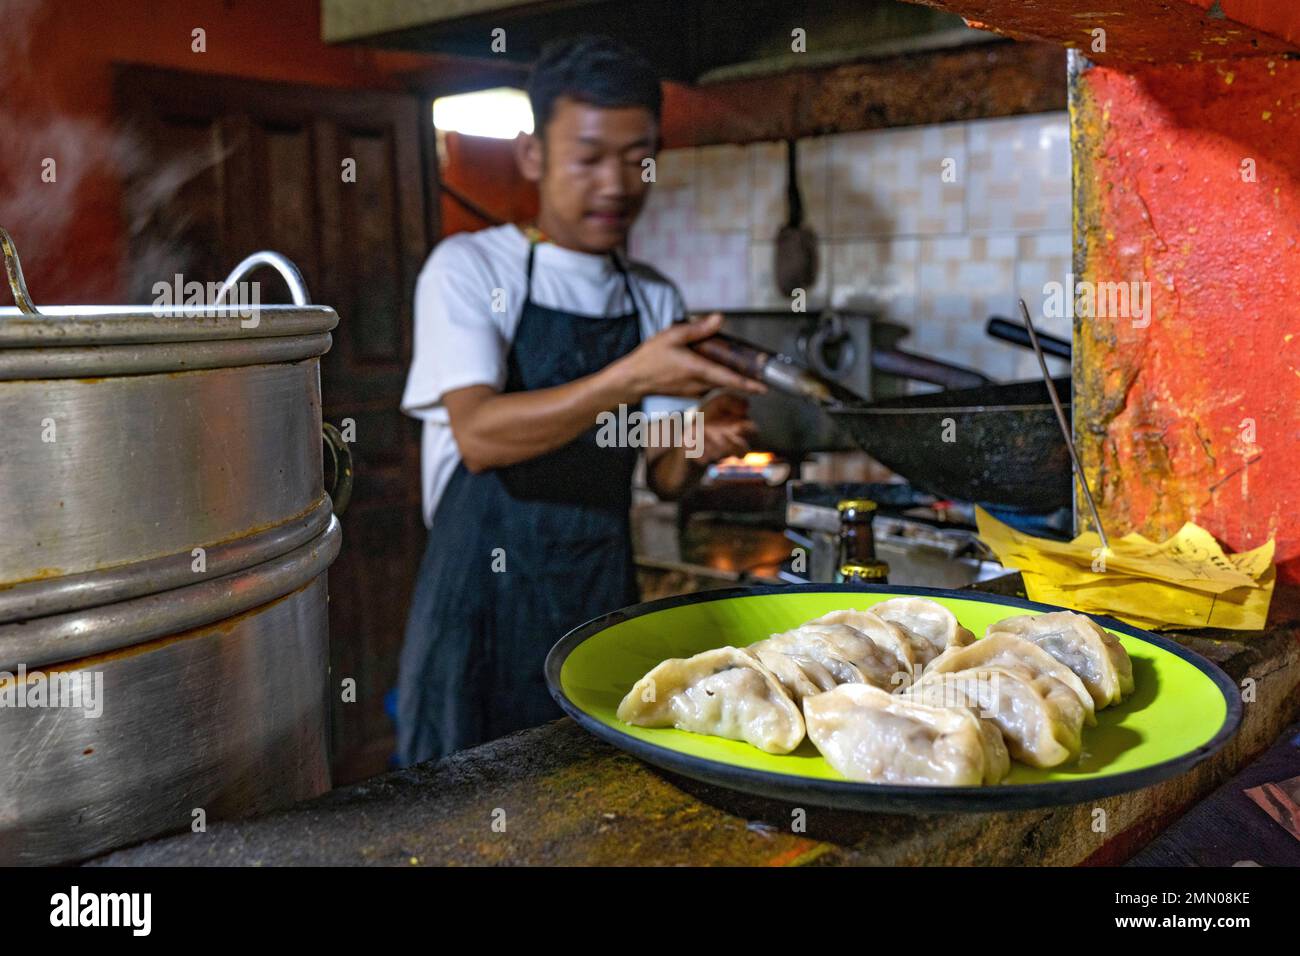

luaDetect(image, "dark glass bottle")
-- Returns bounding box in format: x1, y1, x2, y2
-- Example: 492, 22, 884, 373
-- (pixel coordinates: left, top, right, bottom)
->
837, 499, 889, 584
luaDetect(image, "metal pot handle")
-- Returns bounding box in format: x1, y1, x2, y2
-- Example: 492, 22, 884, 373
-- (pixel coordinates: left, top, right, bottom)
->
216, 251, 312, 306
1, 227, 42, 315
322, 422, 353, 517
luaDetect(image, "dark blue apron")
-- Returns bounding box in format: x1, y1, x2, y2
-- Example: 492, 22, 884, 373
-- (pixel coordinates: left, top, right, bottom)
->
396, 241, 643, 766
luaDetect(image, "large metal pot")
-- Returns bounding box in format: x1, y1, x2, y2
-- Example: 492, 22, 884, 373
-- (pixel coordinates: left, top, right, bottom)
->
0, 230, 346, 864
0, 235, 346, 622
0, 520, 340, 865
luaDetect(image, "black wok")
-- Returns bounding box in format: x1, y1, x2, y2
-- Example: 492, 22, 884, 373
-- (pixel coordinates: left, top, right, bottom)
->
827, 377, 1072, 511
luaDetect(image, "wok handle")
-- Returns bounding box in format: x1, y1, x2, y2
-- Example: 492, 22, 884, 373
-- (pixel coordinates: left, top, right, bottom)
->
690, 334, 769, 380
987, 316, 1071, 359
871, 347, 991, 390
0, 227, 41, 315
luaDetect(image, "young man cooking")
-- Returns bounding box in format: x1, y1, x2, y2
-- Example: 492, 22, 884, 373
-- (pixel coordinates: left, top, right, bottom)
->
397, 35, 764, 766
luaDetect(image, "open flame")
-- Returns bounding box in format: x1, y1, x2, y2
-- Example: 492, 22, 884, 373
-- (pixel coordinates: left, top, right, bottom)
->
718, 452, 775, 469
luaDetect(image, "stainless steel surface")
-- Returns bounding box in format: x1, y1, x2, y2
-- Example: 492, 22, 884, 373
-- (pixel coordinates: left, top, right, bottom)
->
0, 361, 326, 588
0, 516, 341, 673
0, 572, 332, 865
0, 496, 334, 624
0, 307, 337, 348
0, 230, 340, 866
0, 230, 337, 380
0, 333, 333, 379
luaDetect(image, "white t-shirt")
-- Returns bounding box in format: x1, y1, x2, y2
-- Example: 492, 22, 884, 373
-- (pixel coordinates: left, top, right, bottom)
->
401, 223, 690, 528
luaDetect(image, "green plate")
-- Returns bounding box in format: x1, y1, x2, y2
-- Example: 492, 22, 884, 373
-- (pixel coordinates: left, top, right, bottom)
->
545, 585, 1242, 812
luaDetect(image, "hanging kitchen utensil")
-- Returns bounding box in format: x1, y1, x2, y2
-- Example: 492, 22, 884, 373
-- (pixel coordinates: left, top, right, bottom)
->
774, 138, 818, 296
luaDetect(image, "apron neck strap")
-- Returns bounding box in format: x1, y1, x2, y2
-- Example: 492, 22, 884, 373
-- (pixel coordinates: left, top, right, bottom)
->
521, 227, 640, 318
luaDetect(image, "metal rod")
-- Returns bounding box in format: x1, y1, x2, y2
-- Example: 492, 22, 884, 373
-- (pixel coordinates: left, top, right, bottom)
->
1018, 298, 1110, 551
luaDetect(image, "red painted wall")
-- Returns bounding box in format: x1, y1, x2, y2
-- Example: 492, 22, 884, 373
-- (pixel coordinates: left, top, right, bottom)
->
1074, 55, 1300, 584
439, 131, 537, 237
0, 0, 437, 304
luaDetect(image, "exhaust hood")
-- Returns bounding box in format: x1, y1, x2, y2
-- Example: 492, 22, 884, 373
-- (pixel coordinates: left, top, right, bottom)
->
322, 0, 996, 84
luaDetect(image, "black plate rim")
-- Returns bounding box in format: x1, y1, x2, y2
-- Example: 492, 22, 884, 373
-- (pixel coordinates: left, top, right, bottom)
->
544, 583, 1244, 813
829, 403, 1062, 416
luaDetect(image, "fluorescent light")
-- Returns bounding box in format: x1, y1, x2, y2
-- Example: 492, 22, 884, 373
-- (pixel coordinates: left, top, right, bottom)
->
432, 88, 534, 139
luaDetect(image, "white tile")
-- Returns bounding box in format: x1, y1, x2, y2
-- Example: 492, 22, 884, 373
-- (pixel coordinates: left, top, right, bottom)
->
826, 238, 918, 320
828, 123, 967, 239
674, 232, 750, 311
1012, 230, 1075, 379
694, 144, 751, 233
967, 112, 1071, 234
907, 233, 1021, 378
651, 147, 695, 189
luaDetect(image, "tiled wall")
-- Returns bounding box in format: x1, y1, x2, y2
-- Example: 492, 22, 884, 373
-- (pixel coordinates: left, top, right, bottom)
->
630, 112, 1073, 383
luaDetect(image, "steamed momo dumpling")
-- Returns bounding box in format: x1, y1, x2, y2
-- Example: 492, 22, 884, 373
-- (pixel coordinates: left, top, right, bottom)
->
985, 611, 1134, 709
803, 683, 1009, 786
971, 714, 1012, 785
869, 597, 977, 666
618, 647, 805, 753
915, 632, 1097, 726
758, 622, 905, 691
802, 610, 920, 680
747, 643, 839, 703
904, 664, 1085, 768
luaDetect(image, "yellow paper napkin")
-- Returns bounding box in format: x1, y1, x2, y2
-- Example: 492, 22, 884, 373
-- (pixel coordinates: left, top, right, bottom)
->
976, 508, 1275, 631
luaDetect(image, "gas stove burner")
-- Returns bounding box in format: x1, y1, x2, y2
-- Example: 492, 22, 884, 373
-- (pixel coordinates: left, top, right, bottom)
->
705, 452, 791, 486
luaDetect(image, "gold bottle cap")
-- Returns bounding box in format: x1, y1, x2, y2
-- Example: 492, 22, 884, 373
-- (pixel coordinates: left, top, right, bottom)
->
840, 561, 890, 580
836, 498, 878, 513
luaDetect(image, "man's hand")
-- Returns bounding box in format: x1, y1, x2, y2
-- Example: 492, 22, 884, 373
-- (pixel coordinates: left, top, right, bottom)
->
694, 392, 758, 464
609, 312, 767, 400
441, 316, 764, 475
647, 392, 759, 500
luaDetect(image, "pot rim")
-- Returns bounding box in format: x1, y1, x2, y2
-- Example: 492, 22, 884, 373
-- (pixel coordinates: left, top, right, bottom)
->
0, 331, 333, 379
0, 305, 338, 348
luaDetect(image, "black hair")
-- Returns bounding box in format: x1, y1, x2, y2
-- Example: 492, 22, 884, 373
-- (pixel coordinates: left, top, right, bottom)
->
527, 35, 662, 137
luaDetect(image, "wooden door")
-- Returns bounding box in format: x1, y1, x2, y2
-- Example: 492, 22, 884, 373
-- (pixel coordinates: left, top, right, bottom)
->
115, 66, 437, 784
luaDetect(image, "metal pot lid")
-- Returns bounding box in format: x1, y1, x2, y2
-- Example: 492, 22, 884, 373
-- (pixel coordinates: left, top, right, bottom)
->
1, 228, 337, 378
